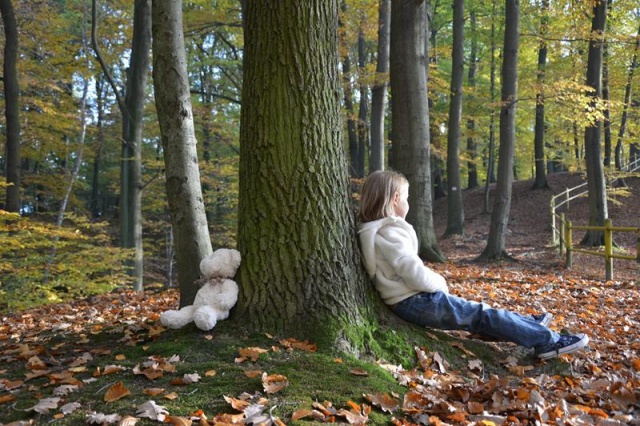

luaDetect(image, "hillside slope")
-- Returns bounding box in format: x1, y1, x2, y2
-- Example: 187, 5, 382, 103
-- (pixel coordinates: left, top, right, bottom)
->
432, 172, 639, 282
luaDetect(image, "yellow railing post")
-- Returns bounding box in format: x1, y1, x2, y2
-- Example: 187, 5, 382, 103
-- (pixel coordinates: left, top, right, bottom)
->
566, 220, 573, 268
559, 213, 565, 256
551, 198, 557, 246
604, 218, 613, 281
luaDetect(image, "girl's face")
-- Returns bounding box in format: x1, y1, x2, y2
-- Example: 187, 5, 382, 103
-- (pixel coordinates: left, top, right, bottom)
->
393, 185, 409, 219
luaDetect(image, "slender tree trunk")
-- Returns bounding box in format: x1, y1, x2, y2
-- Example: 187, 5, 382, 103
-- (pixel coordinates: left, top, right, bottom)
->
90, 76, 106, 219
46, 9, 92, 282
615, 23, 640, 171
390, 0, 445, 262
602, 42, 612, 168
369, 0, 390, 173
152, 0, 213, 306
341, 2, 358, 178
483, 0, 498, 213
125, 0, 151, 291
466, 8, 478, 190
92, 0, 150, 290
236, 0, 376, 344
480, 0, 519, 261
426, 2, 446, 201
1, 0, 21, 212
445, 0, 465, 236
580, 0, 608, 247
356, 28, 368, 178
532, 0, 549, 189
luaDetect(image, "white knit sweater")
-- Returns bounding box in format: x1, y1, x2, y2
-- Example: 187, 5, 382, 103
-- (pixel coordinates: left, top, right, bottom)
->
358, 216, 448, 305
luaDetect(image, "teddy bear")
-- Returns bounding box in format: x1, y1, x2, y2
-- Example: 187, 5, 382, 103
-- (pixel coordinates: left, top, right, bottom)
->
160, 248, 240, 331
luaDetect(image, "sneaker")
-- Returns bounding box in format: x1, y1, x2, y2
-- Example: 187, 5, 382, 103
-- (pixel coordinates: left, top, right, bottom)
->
536, 333, 589, 360
531, 313, 553, 327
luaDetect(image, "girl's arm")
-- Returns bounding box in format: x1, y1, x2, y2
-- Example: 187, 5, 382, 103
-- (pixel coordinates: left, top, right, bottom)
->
375, 231, 449, 294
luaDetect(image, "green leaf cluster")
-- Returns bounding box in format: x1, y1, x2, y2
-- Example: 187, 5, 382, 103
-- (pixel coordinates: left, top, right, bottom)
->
0, 210, 133, 312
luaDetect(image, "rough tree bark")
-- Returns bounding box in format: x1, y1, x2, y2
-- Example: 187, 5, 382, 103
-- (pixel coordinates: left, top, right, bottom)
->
390, 0, 445, 262
235, 0, 377, 346
152, 0, 213, 306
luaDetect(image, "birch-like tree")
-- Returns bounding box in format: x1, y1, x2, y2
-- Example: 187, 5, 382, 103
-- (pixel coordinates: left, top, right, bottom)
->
152, 0, 213, 306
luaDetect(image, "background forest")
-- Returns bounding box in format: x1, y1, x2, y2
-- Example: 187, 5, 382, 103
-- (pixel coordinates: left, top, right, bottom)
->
1, 0, 639, 313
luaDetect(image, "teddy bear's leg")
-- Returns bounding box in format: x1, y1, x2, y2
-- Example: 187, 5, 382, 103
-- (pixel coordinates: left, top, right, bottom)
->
160, 306, 196, 329
193, 306, 218, 331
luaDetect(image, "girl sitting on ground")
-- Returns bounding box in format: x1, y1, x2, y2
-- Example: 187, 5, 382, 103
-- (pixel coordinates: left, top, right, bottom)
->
357, 170, 589, 360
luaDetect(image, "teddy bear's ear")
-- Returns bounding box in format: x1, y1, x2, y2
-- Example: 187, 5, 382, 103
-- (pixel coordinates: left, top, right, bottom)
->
201, 248, 241, 278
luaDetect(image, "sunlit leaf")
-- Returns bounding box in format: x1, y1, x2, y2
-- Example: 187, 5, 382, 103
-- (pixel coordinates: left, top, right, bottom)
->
104, 381, 131, 402
262, 373, 289, 394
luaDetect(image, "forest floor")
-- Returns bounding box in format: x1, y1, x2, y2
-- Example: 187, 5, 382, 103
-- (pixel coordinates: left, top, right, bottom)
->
432, 171, 639, 283
0, 172, 638, 425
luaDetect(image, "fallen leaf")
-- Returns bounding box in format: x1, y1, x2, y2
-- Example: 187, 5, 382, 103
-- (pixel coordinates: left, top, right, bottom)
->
237, 347, 268, 362
365, 392, 399, 413
117, 415, 138, 425
86, 412, 121, 424
349, 368, 369, 376
104, 381, 131, 402
262, 372, 289, 394
165, 415, 192, 425
0, 394, 16, 403
136, 400, 169, 421
224, 395, 251, 411
245, 370, 262, 378
27, 397, 60, 414
143, 388, 165, 396
60, 402, 81, 414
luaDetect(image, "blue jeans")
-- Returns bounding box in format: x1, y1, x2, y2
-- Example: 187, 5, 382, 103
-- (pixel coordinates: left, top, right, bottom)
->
393, 292, 559, 350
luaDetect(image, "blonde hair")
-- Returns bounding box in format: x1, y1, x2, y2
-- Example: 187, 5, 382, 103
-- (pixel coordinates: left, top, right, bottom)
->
358, 170, 408, 222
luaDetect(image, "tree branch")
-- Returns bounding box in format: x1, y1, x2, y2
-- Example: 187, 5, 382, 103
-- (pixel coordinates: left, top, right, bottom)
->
91, 0, 128, 117
189, 89, 241, 105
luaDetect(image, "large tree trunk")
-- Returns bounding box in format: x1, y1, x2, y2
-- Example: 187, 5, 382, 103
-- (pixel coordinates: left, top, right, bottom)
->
480, 0, 519, 261
532, 0, 549, 190
580, 0, 608, 246
235, 0, 376, 344
152, 0, 213, 306
390, 0, 445, 262
445, 0, 465, 236
1, 0, 21, 213
369, 0, 390, 173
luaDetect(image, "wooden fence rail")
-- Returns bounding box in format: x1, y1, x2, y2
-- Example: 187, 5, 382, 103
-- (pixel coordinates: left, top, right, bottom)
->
560, 217, 640, 281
